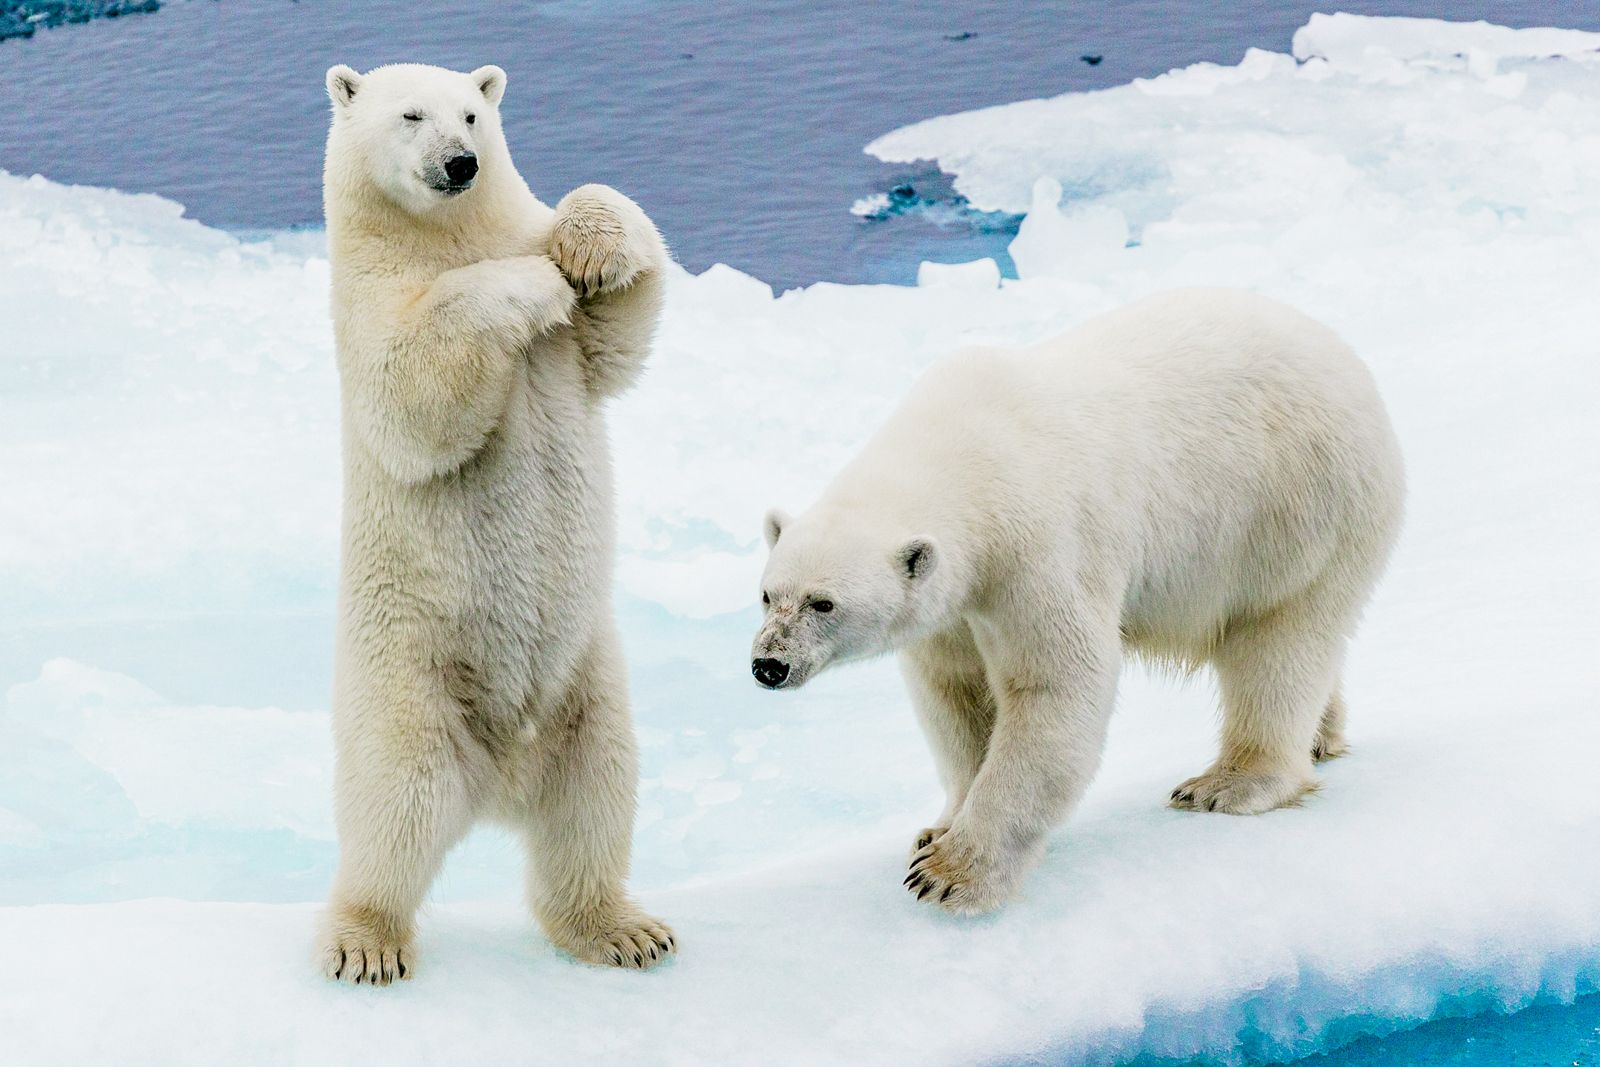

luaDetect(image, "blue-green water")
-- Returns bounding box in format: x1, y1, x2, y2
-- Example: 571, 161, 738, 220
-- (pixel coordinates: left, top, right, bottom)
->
1278, 993, 1600, 1066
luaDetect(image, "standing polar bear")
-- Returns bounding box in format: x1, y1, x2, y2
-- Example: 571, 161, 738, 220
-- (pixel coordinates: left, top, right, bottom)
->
320, 62, 673, 983
752, 289, 1404, 914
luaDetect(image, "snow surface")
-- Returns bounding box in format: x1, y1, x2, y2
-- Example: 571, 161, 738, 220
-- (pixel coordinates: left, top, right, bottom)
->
3, 13, 1600, 1065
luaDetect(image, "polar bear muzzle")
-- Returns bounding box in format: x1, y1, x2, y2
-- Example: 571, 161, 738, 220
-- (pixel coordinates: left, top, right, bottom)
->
751, 657, 791, 689
441, 152, 478, 190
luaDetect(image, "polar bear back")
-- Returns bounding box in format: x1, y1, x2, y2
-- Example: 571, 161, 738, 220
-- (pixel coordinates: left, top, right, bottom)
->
830, 288, 1404, 655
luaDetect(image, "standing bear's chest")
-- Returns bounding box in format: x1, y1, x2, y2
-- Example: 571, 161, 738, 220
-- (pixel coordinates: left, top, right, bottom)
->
440, 329, 615, 710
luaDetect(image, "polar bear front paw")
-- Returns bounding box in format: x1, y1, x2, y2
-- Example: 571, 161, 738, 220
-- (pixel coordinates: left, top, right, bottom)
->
1169, 766, 1315, 814
904, 831, 1013, 915
549, 905, 676, 970
318, 904, 414, 986
503, 254, 579, 336
549, 184, 661, 298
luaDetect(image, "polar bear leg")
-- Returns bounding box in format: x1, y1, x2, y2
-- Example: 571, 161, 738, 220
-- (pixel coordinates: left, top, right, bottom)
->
906, 593, 1121, 914
1171, 607, 1345, 814
549, 184, 667, 400
320, 681, 478, 985
900, 622, 996, 855
571, 268, 665, 399
521, 625, 675, 969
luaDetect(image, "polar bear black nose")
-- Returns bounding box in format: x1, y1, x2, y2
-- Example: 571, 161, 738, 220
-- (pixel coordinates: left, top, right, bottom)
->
752, 658, 790, 688
445, 152, 478, 185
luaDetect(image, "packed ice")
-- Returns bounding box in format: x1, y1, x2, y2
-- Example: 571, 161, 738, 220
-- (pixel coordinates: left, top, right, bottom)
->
2, 13, 1598, 1065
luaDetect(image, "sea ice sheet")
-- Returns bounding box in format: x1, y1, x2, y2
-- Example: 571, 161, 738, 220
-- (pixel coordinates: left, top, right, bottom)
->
2, 14, 1598, 1065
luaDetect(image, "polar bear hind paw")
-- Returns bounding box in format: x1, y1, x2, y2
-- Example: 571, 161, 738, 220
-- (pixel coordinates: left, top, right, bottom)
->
1311, 730, 1349, 762
554, 909, 676, 970
1169, 767, 1315, 815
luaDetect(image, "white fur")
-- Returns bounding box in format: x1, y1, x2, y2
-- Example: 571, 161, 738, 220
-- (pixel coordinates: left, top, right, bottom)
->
318, 62, 674, 983
753, 289, 1405, 914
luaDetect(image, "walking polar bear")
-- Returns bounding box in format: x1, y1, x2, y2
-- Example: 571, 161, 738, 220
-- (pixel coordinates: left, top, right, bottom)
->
319, 62, 672, 983
752, 289, 1404, 915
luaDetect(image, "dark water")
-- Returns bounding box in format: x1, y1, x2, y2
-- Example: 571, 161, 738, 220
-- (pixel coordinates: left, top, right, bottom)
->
3, 0, 1599, 288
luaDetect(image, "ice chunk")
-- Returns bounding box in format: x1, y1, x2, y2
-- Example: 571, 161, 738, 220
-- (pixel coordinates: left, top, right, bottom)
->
1291, 13, 1600, 70
1006, 177, 1130, 281
850, 191, 892, 218
915, 256, 1000, 289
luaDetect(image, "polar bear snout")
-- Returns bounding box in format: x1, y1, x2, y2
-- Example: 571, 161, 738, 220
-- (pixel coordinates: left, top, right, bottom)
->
752, 658, 791, 689
443, 152, 478, 188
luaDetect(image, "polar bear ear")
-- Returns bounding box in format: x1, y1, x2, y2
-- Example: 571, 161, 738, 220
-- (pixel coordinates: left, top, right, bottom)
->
326, 65, 362, 110
763, 509, 791, 549
897, 537, 938, 580
472, 65, 507, 106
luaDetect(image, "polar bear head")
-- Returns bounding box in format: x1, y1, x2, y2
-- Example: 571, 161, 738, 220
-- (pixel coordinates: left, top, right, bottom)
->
324, 62, 510, 217
751, 507, 942, 690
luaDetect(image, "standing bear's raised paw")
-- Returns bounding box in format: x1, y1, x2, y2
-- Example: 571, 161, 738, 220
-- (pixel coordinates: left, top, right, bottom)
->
548, 184, 664, 298
545, 903, 677, 971
318, 903, 414, 986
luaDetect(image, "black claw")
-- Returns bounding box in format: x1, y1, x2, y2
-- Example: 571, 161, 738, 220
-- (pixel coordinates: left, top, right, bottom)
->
611, 950, 622, 965
917, 882, 934, 900
941, 885, 954, 902
398, 962, 408, 979
634, 952, 642, 966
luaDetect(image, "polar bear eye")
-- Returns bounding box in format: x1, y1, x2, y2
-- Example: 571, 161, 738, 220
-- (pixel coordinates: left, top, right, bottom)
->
761, 591, 770, 606
466, 113, 476, 125
403, 111, 422, 122
810, 599, 834, 613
